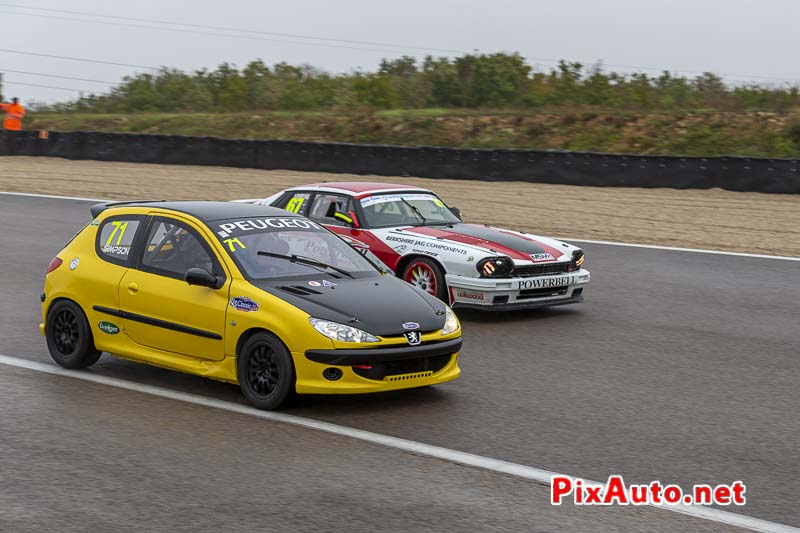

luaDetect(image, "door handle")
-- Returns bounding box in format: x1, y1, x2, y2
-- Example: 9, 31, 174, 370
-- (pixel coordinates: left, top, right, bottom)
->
127, 283, 139, 294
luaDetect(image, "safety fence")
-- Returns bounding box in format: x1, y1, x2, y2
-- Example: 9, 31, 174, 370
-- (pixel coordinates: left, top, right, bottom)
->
1, 130, 798, 193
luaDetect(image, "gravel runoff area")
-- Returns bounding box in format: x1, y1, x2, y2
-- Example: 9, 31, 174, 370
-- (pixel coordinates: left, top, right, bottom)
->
2, 156, 798, 256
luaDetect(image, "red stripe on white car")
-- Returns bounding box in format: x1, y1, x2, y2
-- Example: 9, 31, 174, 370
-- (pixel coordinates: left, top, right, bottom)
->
403, 226, 558, 262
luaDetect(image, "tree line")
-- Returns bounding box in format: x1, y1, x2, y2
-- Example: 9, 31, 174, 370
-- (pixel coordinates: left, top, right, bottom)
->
45, 53, 800, 113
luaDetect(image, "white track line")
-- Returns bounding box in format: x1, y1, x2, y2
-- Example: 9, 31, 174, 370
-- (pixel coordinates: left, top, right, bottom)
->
561, 238, 800, 262
2, 191, 798, 261
0, 191, 108, 202
0, 354, 795, 533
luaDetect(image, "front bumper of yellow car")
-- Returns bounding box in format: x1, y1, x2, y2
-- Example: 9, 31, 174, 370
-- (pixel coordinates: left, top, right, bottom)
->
293, 330, 462, 394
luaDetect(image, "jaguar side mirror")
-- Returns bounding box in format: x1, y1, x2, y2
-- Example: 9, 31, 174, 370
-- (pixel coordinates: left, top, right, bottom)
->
449, 206, 461, 219
185, 267, 219, 288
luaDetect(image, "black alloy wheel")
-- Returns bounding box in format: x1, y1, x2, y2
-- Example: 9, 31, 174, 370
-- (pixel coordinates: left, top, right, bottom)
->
45, 300, 102, 369
237, 332, 296, 410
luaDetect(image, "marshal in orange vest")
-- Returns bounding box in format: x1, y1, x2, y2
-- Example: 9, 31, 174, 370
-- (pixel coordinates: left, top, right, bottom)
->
0, 98, 26, 131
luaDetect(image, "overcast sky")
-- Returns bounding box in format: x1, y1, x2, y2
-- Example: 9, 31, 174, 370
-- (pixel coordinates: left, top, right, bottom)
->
1, 0, 798, 104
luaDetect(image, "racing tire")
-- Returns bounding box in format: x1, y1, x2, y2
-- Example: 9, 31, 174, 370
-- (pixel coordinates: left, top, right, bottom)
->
402, 257, 448, 302
45, 300, 102, 369
237, 332, 296, 410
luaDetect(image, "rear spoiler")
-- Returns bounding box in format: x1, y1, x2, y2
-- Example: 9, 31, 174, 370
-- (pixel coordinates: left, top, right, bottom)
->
90, 200, 166, 218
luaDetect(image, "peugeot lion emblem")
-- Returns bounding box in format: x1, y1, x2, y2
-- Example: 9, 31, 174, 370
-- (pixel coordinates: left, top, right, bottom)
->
404, 331, 422, 346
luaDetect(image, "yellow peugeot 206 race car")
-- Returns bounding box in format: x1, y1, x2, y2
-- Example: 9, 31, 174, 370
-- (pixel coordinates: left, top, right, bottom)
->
40, 201, 462, 409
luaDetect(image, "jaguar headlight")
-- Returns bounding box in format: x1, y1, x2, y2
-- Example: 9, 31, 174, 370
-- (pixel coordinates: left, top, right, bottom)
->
572, 250, 585, 269
477, 256, 514, 278
309, 318, 380, 343
441, 306, 459, 335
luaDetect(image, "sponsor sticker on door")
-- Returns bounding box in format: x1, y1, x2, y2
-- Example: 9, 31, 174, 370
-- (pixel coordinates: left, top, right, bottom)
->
98, 321, 120, 334
230, 297, 259, 312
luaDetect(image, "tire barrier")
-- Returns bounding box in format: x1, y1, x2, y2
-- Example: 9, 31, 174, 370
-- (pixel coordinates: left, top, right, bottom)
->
1, 130, 798, 193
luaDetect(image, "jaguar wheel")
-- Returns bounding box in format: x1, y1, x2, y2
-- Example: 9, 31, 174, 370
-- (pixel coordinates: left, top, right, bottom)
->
237, 332, 296, 410
402, 257, 447, 301
45, 300, 102, 369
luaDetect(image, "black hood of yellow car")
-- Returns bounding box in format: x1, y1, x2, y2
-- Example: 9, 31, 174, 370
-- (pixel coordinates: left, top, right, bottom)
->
251, 275, 447, 336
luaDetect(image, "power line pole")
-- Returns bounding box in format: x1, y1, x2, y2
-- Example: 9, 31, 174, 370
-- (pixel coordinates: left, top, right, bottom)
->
0, 72, 4, 101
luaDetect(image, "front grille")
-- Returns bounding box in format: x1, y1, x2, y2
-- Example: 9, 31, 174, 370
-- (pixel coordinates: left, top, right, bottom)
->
512, 262, 573, 277
518, 286, 569, 299
352, 354, 452, 381
362, 337, 443, 348
386, 371, 434, 382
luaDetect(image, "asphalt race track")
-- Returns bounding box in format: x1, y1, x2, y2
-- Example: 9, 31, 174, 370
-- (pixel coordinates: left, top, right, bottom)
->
1, 193, 798, 532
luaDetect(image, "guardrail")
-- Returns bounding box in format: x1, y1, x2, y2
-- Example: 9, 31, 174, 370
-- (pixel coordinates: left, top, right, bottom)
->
1, 130, 798, 193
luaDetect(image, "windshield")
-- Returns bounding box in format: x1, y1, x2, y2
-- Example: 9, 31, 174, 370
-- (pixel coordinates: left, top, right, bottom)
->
360, 193, 461, 228
212, 216, 380, 280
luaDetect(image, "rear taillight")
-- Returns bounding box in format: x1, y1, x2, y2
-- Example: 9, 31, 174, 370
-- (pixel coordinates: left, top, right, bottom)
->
47, 257, 63, 274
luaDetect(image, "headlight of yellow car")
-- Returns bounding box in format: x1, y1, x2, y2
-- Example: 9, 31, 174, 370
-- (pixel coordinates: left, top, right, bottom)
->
441, 307, 459, 335
309, 318, 381, 343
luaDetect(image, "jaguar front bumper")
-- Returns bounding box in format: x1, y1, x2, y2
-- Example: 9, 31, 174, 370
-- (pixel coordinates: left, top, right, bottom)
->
447, 269, 591, 310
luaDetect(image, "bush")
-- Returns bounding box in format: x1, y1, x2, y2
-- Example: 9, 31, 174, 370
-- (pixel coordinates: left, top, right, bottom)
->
784, 122, 800, 146
42, 54, 800, 115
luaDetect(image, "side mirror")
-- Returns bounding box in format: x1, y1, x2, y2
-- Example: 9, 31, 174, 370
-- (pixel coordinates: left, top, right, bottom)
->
185, 267, 219, 288
449, 206, 462, 219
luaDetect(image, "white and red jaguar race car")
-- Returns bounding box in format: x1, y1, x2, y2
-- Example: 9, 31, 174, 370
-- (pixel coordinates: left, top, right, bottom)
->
244, 182, 590, 310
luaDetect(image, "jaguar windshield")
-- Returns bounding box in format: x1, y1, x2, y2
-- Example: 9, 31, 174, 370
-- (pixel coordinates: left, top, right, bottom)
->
360, 193, 461, 228
213, 216, 380, 280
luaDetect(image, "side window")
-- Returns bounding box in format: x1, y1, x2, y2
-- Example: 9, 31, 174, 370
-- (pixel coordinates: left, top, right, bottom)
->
308, 193, 353, 226
140, 218, 222, 281
96, 217, 142, 265
278, 192, 311, 216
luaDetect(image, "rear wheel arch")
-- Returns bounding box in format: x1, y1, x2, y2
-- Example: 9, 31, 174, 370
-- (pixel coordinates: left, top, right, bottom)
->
44, 298, 102, 369
45, 296, 78, 316
45, 297, 92, 331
